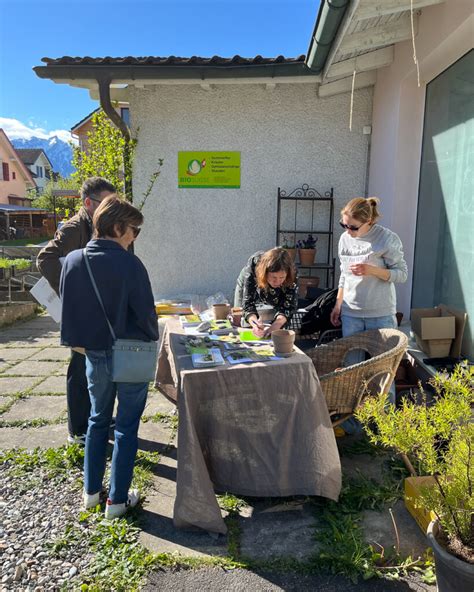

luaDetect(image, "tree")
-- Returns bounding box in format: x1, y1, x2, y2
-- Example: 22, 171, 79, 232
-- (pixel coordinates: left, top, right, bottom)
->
72, 109, 128, 196
31, 176, 81, 218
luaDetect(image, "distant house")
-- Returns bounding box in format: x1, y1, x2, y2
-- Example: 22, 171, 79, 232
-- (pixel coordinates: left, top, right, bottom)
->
0, 129, 36, 205
16, 148, 54, 193
0, 130, 48, 240
71, 103, 129, 151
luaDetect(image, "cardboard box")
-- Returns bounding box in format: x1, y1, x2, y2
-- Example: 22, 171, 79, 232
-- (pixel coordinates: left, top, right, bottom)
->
438, 303, 468, 358
404, 476, 437, 534
410, 307, 456, 357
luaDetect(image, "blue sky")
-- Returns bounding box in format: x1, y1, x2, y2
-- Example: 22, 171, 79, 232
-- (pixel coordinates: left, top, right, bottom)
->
0, 0, 318, 141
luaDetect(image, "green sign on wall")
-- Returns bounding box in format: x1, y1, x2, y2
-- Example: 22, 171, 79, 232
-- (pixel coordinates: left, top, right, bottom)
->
178, 151, 241, 188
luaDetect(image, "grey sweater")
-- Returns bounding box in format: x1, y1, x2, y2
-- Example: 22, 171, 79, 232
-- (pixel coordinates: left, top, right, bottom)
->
337, 224, 408, 318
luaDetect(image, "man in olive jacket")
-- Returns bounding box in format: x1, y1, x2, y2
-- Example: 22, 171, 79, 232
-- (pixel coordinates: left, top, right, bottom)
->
37, 177, 116, 444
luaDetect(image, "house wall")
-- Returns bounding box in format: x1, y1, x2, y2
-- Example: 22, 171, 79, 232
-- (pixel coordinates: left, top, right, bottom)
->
369, 0, 474, 319
130, 83, 373, 301
28, 153, 51, 192
0, 143, 32, 204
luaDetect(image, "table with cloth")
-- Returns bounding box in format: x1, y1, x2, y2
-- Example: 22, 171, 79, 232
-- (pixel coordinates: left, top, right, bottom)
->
155, 320, 342, 534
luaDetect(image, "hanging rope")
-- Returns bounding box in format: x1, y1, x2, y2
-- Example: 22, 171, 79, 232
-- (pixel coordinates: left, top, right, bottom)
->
410, 0, 421, 87
349, 68, 356, 131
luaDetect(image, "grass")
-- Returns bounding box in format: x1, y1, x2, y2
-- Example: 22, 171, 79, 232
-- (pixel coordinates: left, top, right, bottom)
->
0, 436, 437, 589
0, 235, 52, 246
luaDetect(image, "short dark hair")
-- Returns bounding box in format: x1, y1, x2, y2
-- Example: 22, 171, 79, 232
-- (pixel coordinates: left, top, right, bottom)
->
80, 176, 116, 201
93, 196, 143, 238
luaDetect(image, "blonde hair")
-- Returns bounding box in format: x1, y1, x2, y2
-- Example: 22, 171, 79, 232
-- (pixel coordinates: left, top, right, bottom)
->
341, 197, 381, 225
255, 248, 296, 290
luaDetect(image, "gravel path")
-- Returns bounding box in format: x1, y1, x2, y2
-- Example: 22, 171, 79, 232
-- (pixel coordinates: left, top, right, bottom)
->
0, 463, 90, 591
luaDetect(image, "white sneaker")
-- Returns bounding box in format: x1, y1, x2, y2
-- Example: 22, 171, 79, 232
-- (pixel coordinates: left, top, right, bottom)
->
83, 491, 101, 510
67, 434, 86, 446
105, 489, 140, 519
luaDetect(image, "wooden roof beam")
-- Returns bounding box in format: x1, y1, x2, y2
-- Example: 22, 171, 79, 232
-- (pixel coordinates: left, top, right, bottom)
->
339, 13, 418, 54
355, 0, 444, 21
326, 46, 394, 79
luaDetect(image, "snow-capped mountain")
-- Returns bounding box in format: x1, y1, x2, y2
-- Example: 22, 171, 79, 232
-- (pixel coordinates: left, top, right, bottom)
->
12, 136, 75, 178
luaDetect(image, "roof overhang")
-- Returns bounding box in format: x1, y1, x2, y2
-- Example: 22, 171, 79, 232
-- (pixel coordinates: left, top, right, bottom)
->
34, 56, 322, 102
306, 0, 445, 97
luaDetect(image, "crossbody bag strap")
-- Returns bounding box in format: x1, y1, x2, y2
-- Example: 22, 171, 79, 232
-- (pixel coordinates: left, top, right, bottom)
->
82, 248, 117, 342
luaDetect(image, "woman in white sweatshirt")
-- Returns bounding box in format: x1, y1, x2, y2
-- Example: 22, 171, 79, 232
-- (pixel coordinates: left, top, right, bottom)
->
330, 197, 407, 429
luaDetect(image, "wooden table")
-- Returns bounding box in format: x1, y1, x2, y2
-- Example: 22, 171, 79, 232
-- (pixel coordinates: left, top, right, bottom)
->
155, 320, 342, 534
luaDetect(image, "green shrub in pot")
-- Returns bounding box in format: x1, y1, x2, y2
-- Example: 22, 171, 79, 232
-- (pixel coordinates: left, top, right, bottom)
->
355, 365, 474, 591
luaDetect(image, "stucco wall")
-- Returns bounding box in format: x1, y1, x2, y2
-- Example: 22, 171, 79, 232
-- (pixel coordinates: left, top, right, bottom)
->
0, 143, 32, 204
369, 0, 474, 318
131, 83, 373, 301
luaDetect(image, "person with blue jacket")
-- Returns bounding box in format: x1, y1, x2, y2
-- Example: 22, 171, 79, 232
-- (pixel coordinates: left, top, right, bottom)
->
60, 196, 158, 519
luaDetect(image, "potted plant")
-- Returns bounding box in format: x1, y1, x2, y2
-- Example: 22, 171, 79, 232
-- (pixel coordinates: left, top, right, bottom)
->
356, 365, 474, 592
297, 234, 318, 265
281, 234, 297, 261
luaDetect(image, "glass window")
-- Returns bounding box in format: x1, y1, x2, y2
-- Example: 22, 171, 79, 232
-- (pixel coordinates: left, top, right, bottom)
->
120, 107, 130, 126
412, 50, 474, 360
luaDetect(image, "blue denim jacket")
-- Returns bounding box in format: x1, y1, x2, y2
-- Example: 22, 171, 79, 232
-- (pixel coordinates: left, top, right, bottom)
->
60, 239, 158, 350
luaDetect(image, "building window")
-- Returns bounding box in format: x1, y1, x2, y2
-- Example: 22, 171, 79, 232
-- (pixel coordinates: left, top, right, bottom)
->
412, 50, 474, 360
2, 162, 10, 181
36, 165, 43, 178
12, 171, 16, 180
120, 108, 130, 126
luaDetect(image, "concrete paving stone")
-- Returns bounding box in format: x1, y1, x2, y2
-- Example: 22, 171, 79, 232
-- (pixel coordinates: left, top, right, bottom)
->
139, 454, 228, 558
340, 452, 387, 484
138, 420, 177, 452
0, 376, 41, 395
28, 347, 71, 361
1, 395, 67, 422
2, 360, 65, 376
0, 337, 61, 347
361, 499, 430, 559
239, 500, 320, 561
0, 360, 11, 373
30, 375, 66, 395
0, 347, 40, 361
0, 423, 69, 449
143, 391, 176, 416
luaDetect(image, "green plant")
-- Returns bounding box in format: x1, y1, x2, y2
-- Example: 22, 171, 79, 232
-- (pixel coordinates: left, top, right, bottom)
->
0, 257, 31, 270
281, 234, 296, 249
356, 365, 474, 559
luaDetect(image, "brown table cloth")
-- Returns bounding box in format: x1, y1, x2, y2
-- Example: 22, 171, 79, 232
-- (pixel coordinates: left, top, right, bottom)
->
155, 320, 341, 534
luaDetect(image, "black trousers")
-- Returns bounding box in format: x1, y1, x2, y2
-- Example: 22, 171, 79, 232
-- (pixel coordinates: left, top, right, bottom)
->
66, 350, 91, 437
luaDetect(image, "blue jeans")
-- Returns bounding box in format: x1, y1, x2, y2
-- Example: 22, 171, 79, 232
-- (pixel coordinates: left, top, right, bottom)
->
341, 314, 397, 434
84, 350, 148, 504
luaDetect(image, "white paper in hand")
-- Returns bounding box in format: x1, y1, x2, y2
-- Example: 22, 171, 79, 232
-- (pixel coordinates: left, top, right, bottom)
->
30, 277, 62, 323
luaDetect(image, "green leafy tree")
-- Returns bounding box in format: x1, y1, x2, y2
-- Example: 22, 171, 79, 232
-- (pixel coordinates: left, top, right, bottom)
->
31, 177, 81, 218
72, 110, 128, 196
71, 108, 163, 210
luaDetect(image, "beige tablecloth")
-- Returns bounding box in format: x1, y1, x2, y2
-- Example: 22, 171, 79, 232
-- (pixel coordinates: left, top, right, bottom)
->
155, 320, 341, 534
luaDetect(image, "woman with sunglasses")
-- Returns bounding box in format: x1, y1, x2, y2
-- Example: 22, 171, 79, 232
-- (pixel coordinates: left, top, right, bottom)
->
60, 196, 158, 519
330, 197, 407, 430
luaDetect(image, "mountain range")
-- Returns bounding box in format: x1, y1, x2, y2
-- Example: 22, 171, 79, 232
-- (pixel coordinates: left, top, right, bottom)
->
12, 136, 75, 178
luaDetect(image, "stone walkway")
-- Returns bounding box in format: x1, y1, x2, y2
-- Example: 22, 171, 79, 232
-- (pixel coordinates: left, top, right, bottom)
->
0, 314, 436, 591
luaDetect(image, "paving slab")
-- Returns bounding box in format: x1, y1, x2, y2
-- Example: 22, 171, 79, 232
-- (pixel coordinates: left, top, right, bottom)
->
143, 391, 176, 417
0, 423, 69, 448
0, 360, 11, 373
0, 376, 42, 395
139, 453, 228, 558
361, 499, 429, 559
239, 499, 321, 561
2, 360, 65, 376
0, 347, 40, 361
29, 347, 70, 361
0, 337, 61, 347
31, 375, 66, 395
1, 395, 67, 422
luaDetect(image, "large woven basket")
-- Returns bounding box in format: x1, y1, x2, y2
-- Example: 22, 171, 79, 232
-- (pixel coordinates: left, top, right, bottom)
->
308, 328, 408, 423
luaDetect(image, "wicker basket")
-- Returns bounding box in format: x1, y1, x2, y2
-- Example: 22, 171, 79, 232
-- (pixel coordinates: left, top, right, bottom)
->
308, 328, 408, 425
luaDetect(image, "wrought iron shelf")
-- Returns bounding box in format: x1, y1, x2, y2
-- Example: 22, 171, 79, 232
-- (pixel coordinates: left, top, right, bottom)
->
278, 229, 333, 235
276, 184, 336, 291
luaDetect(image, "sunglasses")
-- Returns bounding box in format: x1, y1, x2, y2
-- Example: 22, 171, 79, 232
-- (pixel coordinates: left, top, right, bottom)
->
339, 221, 362, 231
88, 196, 102, 204
129, 225, 141, 238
